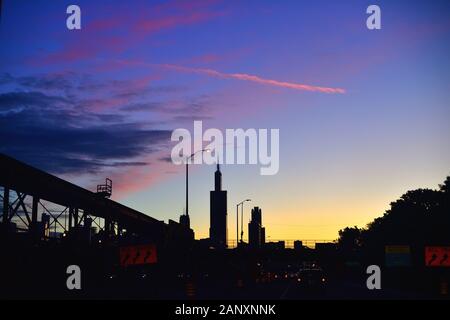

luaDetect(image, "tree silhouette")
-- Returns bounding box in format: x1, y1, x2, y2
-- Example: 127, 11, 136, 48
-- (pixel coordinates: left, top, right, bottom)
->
338, 176, 450, 250
439, 176, 450, 193
338, 226, 362, 251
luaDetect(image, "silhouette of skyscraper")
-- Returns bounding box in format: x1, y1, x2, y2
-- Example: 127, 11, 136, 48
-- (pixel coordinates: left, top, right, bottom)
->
179, 213, 190, 229
209, 164, 227, 249
248, 206, 265, 248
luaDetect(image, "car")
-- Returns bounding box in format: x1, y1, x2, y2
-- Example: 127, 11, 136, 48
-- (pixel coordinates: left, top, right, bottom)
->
297, 268, 327, 289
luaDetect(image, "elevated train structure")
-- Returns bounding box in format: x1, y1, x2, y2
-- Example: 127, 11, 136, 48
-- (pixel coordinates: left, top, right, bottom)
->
0, 153, 194, 248
0, 154, 200, 298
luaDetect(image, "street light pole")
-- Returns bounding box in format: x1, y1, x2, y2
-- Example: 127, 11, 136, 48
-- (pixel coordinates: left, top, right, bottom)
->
236, 204, 239, 248
236, 199, 251, 247
241, 203, 244, 243
185, 149, 209, 218
185, 160, 188, 216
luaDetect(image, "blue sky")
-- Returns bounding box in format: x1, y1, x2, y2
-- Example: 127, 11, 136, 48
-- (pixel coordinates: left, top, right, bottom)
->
1, 0, 449, 240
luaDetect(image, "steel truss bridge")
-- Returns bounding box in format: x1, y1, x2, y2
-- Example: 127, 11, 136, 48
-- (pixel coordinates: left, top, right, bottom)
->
0, 153, 168, 242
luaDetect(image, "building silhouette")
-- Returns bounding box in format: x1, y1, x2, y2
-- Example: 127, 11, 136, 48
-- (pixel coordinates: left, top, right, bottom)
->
179, 214, 190, 229
209, 164, 227, 249
248, 206, 266, 248
294, 240, 303, 251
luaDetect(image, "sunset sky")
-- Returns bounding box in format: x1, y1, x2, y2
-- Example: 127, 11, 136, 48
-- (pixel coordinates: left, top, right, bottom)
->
1, 0, 449, 241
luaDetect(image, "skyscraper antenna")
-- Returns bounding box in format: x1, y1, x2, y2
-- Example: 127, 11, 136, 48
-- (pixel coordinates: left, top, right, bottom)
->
216, 152, 221, 170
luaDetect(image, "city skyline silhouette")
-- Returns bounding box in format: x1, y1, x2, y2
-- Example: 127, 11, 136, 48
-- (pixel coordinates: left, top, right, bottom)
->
0, 1, 448, 241
0, 0, 449, 301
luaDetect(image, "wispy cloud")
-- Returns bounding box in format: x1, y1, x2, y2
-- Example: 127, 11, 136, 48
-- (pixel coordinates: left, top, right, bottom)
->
0, 76, 172, 175
0, 72, 210, 196
35, 0, 226, 65
160, 64, 346, 94
110, 59, 346, 94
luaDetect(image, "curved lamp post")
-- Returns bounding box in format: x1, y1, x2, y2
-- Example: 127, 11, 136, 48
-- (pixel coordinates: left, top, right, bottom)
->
185, 149, 210, 218
236, 199, 251, 246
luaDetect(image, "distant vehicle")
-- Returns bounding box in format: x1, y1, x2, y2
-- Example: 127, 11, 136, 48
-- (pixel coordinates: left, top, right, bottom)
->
262, 263, 300, 282
297, 267, 327, 289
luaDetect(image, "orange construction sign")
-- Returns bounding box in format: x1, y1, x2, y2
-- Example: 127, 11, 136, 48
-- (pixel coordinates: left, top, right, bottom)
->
119, 244, 157, 267
425, 247, 450, 267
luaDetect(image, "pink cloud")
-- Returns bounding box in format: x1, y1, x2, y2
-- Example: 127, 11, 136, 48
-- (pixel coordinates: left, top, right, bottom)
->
135, 11, 224, 34
160, 64, 345, 94
35, 1, 226, 65
40, 35, 127, 64
107, 151, 182, 198
107, 59, 345, 94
